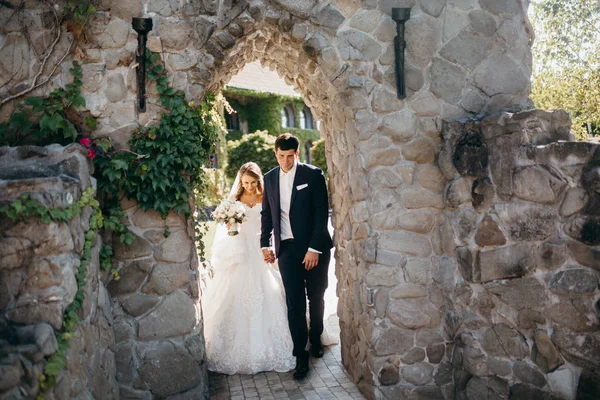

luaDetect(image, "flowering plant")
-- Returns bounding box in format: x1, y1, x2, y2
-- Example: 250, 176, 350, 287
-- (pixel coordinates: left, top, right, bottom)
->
212, 199, 248, 235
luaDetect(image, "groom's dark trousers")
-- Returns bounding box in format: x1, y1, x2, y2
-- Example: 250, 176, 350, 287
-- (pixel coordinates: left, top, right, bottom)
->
278, 240, 330, 356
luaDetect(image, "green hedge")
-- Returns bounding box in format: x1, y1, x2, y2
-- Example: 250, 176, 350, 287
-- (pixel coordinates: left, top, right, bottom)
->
226, 129, 244, 141
311, 138, 327, 174
226, 131, 278, 180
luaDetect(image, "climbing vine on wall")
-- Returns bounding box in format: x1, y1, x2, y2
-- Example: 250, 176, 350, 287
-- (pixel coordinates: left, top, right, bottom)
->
0, 61, 96, 146
93, 52, 220, 216
223, 88, 309, 135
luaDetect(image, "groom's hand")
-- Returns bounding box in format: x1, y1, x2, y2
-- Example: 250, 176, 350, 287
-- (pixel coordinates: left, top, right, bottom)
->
303, 251, 319, 270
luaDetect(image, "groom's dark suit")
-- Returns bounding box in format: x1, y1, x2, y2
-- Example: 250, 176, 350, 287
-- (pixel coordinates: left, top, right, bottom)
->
261, 162, 333, 358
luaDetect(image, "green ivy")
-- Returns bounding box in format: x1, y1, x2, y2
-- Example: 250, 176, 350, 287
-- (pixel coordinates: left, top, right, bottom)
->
94, 52, 220, 219
0, 62, 96, 146
223, 88, 310, 136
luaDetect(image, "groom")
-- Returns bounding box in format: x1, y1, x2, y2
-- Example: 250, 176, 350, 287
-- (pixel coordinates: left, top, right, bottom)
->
261, 133, 333, 379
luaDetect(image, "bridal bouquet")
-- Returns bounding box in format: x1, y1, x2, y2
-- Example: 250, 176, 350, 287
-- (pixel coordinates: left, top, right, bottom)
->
212, 199, 248, 236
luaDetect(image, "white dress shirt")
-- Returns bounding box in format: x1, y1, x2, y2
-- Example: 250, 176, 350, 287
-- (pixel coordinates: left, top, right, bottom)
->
279, 162, 296, 241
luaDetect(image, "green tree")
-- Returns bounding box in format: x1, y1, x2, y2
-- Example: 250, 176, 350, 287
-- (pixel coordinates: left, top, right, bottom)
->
530, 0, 600, 140
226, 131, 278, 180
310, 138, 327, 175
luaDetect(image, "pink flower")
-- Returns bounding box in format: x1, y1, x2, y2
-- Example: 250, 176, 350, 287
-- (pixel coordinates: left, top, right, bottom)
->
79, 138, 91, 147
87, 148, 96, 160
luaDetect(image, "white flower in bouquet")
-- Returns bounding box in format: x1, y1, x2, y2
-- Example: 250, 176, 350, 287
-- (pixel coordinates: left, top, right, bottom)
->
212, 199, 248, 235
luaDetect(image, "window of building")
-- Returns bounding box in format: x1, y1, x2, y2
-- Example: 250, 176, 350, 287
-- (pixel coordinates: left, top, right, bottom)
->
301, 107, 314, 130
304, 140, 313, 164
281, 105, 295, 128
225, 111, 240, 131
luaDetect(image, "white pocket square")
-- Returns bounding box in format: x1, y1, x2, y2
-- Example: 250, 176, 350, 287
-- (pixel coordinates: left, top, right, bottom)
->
296, 184, 308, 190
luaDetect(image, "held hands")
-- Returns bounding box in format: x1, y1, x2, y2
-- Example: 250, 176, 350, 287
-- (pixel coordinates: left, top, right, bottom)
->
262, 248, 275, 264
303, 251, 319, 271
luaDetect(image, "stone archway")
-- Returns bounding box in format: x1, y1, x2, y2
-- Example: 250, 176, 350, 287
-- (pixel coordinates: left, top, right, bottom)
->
4, 1, 600, 399
93, 1, 535, 399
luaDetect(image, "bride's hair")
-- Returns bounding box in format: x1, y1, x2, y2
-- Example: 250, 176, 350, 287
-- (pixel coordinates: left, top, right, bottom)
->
233, 162, 264, 201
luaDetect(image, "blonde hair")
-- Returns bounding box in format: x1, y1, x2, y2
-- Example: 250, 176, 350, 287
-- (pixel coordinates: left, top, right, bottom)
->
234, 162, 264, 200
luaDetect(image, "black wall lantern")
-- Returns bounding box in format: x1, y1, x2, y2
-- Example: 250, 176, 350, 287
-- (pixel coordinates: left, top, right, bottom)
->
391, 7, 411, 99
132, 17, 153, 113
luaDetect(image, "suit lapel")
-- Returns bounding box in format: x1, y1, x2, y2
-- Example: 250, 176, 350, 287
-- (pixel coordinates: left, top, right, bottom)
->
274, 167, 281, 219
290, 163, 303, 208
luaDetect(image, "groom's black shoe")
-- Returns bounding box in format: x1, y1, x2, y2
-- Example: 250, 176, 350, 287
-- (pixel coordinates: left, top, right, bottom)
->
310, 342, 325, 358
293, 352, 309, 380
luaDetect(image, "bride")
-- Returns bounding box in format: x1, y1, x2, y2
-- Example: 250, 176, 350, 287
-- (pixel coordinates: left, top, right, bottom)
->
202, 162, 296, 374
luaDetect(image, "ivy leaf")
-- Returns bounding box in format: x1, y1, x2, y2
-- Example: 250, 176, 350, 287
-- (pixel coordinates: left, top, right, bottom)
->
72, 95, 86, 108
24, 96, 44, 110
111, 159, 129, 170
84, 116, 97, 130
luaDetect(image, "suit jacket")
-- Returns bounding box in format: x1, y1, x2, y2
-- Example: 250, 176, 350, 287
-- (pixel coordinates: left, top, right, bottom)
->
261, 163, 333, 257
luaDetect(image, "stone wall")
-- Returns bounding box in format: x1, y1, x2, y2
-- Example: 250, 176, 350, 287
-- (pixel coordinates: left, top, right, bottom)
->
108, 202, 207, 399
438, 109, 600, 399
0, 145, 117, 399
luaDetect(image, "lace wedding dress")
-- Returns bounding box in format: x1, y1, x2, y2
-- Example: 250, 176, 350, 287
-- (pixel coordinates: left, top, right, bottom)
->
202, 204, 296, 374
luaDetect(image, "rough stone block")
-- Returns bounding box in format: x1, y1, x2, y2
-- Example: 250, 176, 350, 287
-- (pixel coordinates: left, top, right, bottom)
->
406, 14, 441, 68
533, 330, 562, 373
338, 29, 381, 60
567, 241, 600, 272
481, 323, 528, 359
155, 230, 193, 263
378, 363, 400, 386
402, 347, 426, 364
138, 290, 198, 340
548, 268, 599, 295
388, 298, 441, 330
492, 202, 557, 241
485, 277, 548, 309
373, 325, 414, 356
122, 293, 161, 317
546, 298, 598, 333
548, 366, 579, 400
439, 30, 493, 70
108, 260, 150, 296
378, 229, 432, 257
138, 341, 202, 397
430, 57, 467, 104
513, 361, 546, 388
402, 362, 434, 385
514, 165, 567, 204
477, 243, 536, 283
474, 215, 506, 247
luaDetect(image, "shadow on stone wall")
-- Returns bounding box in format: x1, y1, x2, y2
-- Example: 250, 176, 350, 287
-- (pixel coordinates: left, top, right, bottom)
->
438, 109, 600, 400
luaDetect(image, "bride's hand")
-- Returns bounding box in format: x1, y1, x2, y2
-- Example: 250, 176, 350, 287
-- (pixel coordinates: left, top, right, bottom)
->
226, 223, 231, 229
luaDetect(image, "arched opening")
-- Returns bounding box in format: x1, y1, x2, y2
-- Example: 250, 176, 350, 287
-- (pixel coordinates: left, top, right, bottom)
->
301, 106, 314, 130
197, 23, 356, 395
281, 104, 295, 128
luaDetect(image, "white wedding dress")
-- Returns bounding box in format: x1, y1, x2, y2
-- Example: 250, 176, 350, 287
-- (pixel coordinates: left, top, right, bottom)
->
202, 204, 296, 374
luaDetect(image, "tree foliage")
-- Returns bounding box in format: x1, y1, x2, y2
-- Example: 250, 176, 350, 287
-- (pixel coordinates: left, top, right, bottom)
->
530, 0, 600, 140
310, 138, 327, 175
226, 131, 278, 180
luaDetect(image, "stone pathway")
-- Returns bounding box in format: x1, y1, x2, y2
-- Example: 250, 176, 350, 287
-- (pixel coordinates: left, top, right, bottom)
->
208, 343, 365, 400
208, 235, 365, 400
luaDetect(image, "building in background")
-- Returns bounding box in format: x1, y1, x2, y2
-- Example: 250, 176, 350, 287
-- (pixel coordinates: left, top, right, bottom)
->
223, 61, 320, 164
